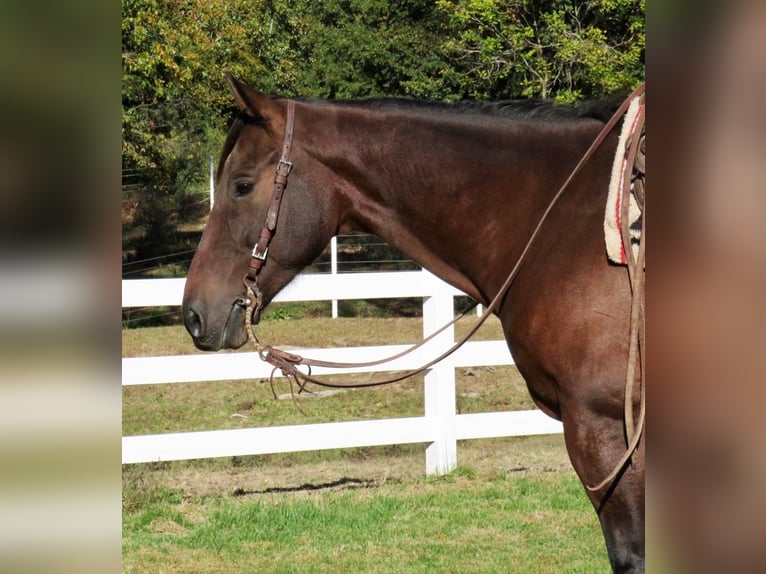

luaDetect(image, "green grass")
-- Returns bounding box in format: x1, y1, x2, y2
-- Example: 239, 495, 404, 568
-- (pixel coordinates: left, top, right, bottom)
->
123, 471, 608, 573
122, 318, 610, 572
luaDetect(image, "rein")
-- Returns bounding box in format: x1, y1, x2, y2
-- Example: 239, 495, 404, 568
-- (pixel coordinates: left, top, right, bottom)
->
241, 86, 646, 489
587, 86, 645, 492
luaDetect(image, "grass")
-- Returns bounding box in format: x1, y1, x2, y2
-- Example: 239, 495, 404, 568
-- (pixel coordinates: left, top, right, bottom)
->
123, 469, 607, 573
122, 316, 611, 572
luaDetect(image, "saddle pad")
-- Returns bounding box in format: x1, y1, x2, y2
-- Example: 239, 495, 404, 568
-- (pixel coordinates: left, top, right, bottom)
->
605, 96, 643, 265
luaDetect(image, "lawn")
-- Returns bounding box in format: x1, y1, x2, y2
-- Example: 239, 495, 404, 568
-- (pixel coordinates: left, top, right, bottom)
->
122, 317, 610, 572
123, 469, 607, 573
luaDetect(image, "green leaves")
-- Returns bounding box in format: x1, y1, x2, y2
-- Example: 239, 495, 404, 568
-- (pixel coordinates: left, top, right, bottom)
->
258, 0, 454, 100
437, 0, 644, 100
122, 0, 274, 264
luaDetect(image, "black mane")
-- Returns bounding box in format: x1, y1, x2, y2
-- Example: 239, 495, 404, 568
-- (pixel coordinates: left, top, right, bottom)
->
327, 91, 629, 123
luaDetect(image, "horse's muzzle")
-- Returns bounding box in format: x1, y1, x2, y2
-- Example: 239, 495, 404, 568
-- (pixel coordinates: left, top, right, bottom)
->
183, 299, 249, 351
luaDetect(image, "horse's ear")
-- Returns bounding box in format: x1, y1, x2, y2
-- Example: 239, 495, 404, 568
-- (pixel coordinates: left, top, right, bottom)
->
224, 72, 280, 124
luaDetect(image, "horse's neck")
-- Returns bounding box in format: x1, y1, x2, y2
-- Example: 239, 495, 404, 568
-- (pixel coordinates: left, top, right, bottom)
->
311, 107, 603, 303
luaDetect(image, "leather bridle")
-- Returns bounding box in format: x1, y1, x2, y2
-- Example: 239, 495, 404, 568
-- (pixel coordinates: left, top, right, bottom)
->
242, 99, 296, 314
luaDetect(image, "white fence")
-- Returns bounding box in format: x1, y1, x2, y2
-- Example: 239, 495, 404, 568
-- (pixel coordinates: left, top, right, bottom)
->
122, 269, 562, 474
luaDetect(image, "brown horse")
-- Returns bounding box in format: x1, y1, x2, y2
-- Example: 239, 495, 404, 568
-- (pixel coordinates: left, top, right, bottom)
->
182, 75, 644, 572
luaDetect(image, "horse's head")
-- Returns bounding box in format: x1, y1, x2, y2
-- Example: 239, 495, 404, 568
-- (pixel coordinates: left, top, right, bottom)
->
182, 75, 336, 351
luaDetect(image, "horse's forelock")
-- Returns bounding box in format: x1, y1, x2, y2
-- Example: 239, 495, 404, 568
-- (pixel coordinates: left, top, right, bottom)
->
216, 113, 268, 183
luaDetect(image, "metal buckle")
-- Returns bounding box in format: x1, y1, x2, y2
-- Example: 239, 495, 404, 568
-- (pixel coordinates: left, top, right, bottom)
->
251, 244, 269, 261
276, 159, 293, 176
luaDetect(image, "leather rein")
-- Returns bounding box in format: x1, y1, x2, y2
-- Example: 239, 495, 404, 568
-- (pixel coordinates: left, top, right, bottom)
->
239, 86, 645, 490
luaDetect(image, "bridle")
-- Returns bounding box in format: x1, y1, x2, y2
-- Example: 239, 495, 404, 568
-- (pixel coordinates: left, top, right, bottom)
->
236, 87, 645, 492
241, 99, 296, 319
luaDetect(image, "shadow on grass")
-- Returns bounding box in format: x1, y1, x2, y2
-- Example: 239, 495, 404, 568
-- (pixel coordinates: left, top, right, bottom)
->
232, 476, 376, 497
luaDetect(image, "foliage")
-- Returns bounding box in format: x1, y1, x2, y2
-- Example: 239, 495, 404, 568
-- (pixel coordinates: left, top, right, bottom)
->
122, 0, 269, 262
262, 307, 293, 321
261, 0, 459, 100
436, 0, 645, 101
122, 0, 267, 172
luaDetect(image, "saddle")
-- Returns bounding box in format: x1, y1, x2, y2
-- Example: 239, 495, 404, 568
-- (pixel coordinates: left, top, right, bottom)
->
605, 92, 645, 266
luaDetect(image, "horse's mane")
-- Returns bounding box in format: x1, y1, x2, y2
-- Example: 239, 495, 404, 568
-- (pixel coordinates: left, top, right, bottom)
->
328, 91, 629, 123
218, 91, 627, 179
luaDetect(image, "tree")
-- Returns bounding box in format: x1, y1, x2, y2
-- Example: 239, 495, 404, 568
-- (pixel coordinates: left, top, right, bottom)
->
253, 0, 458, 100
436, 0, 644, 101
122, 0, 269, 263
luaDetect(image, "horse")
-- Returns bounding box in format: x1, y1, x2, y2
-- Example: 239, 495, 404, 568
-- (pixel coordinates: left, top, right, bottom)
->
182, 74, 645, 573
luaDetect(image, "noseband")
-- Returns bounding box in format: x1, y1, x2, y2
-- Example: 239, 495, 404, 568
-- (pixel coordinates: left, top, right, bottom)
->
241, 99, 296, 314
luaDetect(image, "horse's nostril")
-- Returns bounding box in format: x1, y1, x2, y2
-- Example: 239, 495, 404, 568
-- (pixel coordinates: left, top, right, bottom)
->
184, 306, 204, 339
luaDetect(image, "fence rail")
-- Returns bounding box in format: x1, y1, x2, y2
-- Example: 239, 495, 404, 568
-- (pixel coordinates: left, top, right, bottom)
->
122, 270, 562, 474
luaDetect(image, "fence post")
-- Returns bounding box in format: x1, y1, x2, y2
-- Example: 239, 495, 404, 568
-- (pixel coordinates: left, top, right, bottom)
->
331, 236, 338, 318
422, 270, 457, 475
209, 156, 215, 210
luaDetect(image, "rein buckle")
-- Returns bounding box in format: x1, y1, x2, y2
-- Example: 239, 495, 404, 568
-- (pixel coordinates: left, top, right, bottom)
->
251, 244, 269, 261
276, 159, 293, 177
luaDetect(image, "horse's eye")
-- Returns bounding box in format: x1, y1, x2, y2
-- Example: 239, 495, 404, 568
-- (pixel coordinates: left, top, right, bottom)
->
234, 182, 254, 197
